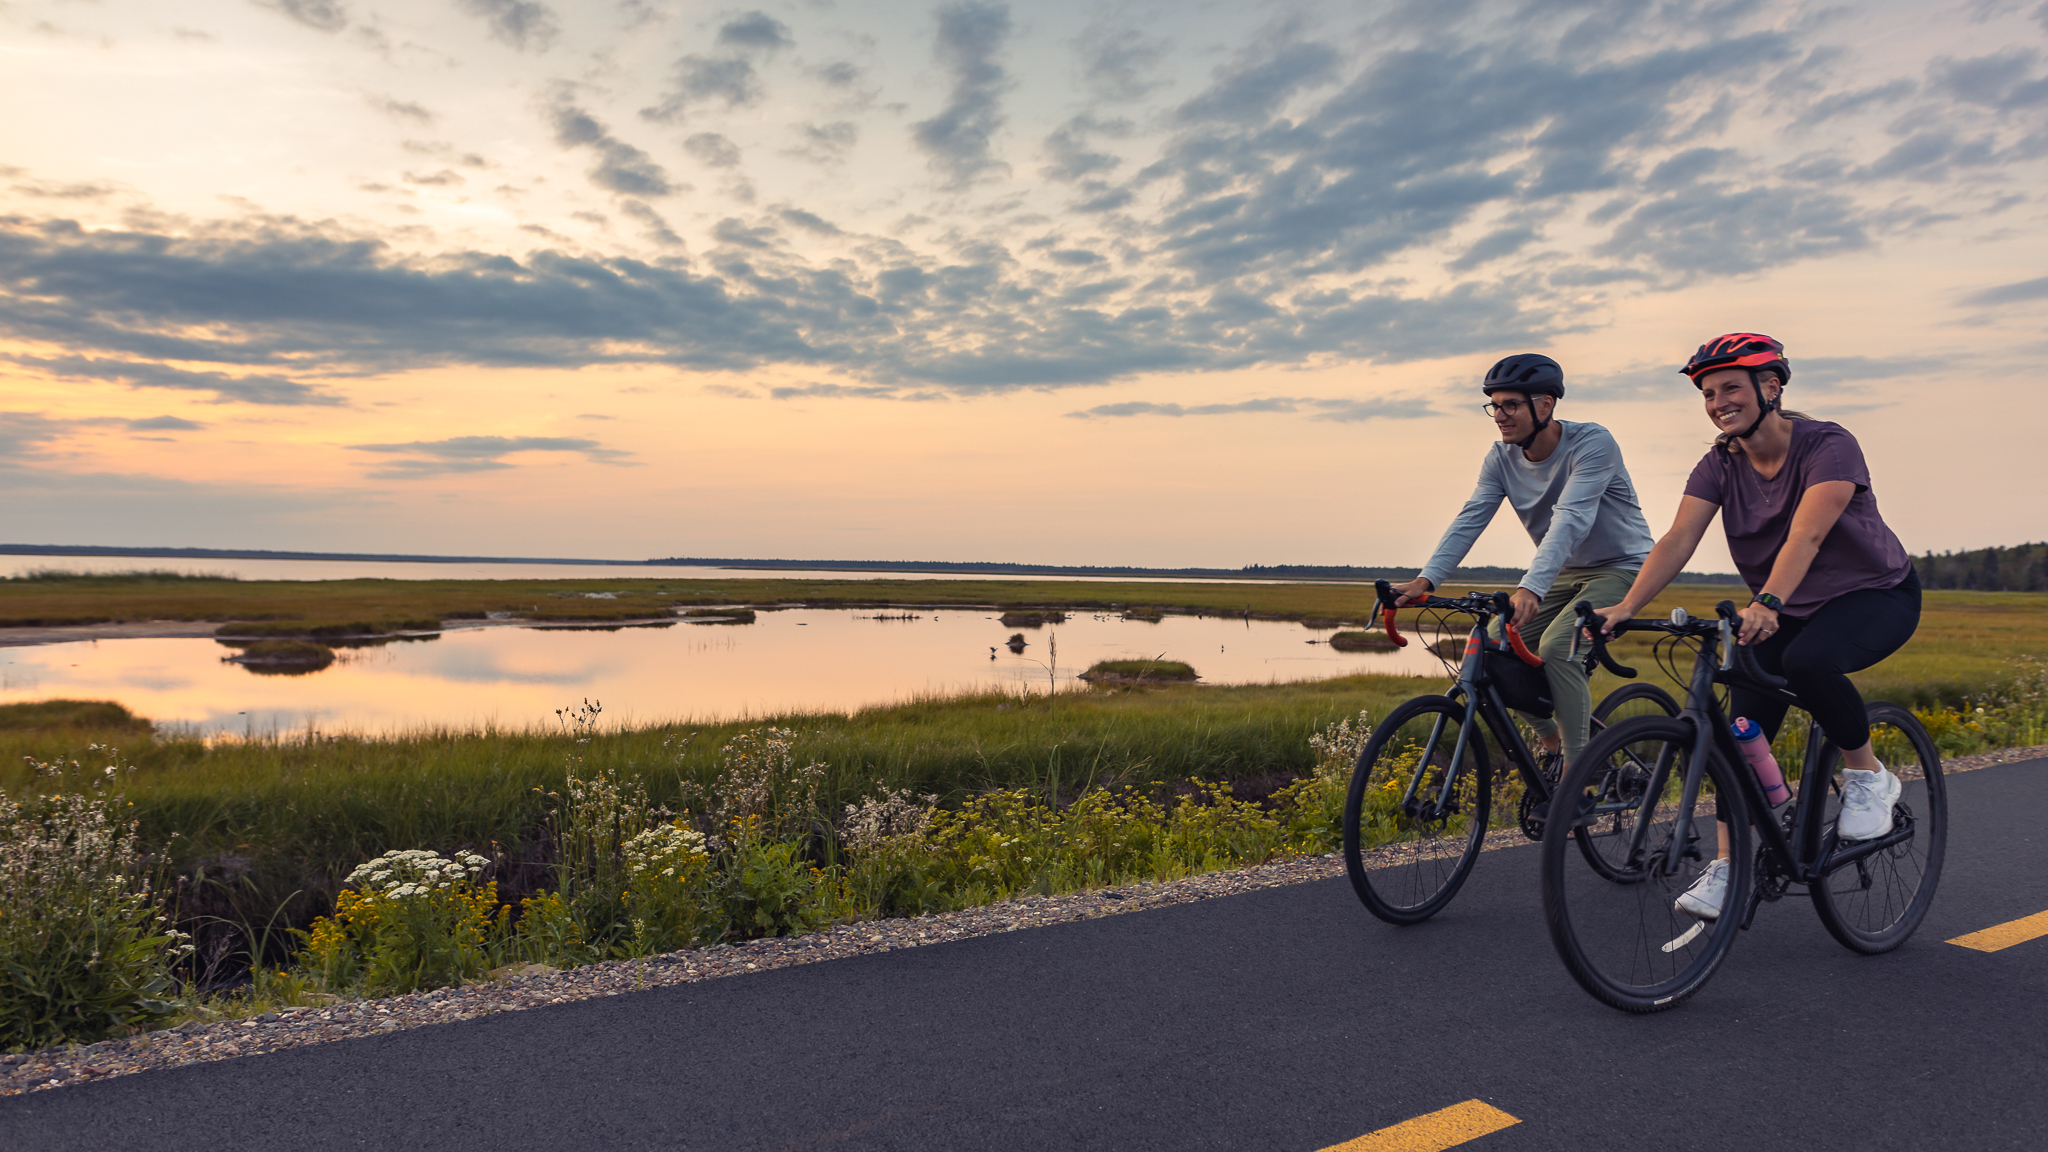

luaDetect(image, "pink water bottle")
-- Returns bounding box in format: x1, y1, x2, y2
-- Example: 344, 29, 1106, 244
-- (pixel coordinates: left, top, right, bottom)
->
1732, 717, 1791, 807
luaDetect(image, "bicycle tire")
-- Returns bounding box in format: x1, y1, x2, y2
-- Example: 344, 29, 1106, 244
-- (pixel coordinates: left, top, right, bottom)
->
1592, 682, 1680, 726
1809, 701, 1947, 954
1542, 715, 1750, 1013
1343, 695, 1491, 925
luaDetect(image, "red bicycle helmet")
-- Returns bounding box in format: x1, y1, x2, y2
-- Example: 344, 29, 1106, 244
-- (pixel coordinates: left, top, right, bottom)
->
1681, 333, 1790, 440
1680, 332, 1791, 386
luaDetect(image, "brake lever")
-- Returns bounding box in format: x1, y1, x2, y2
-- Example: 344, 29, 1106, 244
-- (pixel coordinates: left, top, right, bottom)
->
1373, 578, 1408, 647
1715, 600, 1789, 691
1572, 600, 1637, 679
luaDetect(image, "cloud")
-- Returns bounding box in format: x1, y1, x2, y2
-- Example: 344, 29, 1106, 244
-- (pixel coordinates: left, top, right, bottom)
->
1064, 395, 1432, 420
644, 56, 764, 122
347, 435, 633, 477
126, 415, 204, 431
366, 95, 434, 124
261, 0, 349, 34
618, 199, 683, 247
1447, 226, 1537, 272
458, 0, 560, 52
777, 208, 841, 235
10, 180, 119, 200
1929, 48, 2048, 113
0, 411, 74, 461
0, 211, 1562, 400
1041, 116, 1129, 182
718, 11, 792, 53
1077, 26, 1168, 103
911, 2, 1015, 187
789, 121, 858, 164
684, 133, 743, 169
551, 104, 679, 197
8, 354, 342, 406
1960, 273, 2048, 307
1792, 355, 1948, 391
1598, 184, 1868, 274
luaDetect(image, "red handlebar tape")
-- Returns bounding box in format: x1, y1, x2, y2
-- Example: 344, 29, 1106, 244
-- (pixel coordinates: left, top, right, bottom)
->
1381, 606, 1407, 647
1505, 623, 1543, 666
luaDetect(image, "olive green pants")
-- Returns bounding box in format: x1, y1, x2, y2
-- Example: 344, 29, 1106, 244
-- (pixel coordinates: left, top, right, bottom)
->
1493, 566, 1639, 764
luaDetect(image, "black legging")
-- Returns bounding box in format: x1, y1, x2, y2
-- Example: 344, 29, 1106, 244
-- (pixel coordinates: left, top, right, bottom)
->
1730, 566, 1921, 752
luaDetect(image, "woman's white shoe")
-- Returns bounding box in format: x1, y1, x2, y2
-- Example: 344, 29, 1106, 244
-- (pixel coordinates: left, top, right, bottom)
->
1674, 857, 1731, 920
1837, 766, 1902, 841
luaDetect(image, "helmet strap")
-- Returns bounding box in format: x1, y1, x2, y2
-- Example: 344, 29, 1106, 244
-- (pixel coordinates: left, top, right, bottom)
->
1514, 395, 1552, 451
1734, 369, 1776, 440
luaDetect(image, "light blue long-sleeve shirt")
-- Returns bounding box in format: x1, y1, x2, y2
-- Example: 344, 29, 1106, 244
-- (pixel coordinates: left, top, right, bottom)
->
1417, 421, 1654, 599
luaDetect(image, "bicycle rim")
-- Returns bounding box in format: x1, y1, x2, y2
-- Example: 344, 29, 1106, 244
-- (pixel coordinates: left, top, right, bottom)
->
1590, 682, 1680, 727
1343, 696, 1491, 925
1809, 701, 1947, 953
1542, 716, 1749, 1012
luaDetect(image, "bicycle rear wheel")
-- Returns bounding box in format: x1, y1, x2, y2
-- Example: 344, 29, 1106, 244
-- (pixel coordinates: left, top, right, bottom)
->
1343, 695, 1491, 925
1542, 716, 1750, 1012
1809, 701, 1947, 953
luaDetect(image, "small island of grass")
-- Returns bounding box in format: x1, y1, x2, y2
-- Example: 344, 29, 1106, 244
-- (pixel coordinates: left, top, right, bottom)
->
1079, 658, 1199, 684
1327, 631, 1398, 652
223, 638, 335, 672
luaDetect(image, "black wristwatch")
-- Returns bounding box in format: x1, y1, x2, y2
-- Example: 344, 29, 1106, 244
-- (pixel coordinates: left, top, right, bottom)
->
1751, 591, 1783, 612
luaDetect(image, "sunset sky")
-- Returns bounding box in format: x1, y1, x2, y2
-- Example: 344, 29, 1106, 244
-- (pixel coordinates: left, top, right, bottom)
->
3, 0, 2046, 573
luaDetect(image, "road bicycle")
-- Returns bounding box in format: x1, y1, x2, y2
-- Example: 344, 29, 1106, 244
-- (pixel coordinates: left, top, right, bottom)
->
1540, 601, 1945, 1012
1341, 580, 1678, 925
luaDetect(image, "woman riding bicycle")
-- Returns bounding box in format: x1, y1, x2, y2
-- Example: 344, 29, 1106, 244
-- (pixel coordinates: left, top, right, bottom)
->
1588, 333, 1920, 919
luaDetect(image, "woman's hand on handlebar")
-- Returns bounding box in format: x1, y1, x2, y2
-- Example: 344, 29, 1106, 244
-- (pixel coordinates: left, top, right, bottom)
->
1735, 599, 1779, 647
1389, 576, 1434, 608
1586, 602, 1636, 638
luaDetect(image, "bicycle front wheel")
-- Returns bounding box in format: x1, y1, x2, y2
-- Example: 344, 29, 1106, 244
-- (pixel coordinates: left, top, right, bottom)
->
1542, 715, 1750, 1013
1809, 701, 1947, 953
1343, 695, 1491, 925
1591, 682, 1680, 728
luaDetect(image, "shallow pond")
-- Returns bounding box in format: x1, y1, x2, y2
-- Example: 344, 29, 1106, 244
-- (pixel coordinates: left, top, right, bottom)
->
0, 609, 1447, 737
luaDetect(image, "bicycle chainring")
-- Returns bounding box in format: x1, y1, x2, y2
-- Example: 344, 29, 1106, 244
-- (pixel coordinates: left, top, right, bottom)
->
1754, 845, 1790, 902
1517, 788, 1545, 840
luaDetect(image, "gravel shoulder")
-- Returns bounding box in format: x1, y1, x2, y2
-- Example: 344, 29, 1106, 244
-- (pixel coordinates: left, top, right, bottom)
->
5, 745, 2041, 1097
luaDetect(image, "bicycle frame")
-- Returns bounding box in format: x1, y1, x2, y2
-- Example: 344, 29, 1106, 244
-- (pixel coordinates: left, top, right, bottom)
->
1640, 619, 1920, 906
1398, 613, 1555, 824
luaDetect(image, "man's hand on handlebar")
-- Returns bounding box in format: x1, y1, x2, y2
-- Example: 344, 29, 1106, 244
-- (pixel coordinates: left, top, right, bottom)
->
1585, 602, 1636, 638
1509, 587, 1540, 632
1389, 576, 1433, 608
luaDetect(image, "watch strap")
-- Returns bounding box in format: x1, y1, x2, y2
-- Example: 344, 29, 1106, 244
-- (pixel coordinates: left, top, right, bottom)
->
1751, 591, 1784, 612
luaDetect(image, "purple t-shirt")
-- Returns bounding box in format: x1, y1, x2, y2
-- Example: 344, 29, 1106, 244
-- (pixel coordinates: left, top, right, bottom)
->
1683, 420, 1912, 616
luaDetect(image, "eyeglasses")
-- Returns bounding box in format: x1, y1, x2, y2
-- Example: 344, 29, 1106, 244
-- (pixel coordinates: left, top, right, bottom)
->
1482, 399, 1531, 419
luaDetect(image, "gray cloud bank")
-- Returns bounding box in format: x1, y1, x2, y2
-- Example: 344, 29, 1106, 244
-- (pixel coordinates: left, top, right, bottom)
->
7, 0, 2045, 411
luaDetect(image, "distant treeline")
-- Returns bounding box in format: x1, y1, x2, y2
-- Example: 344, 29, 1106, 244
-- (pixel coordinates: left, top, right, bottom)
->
1914, 543, 2048, 591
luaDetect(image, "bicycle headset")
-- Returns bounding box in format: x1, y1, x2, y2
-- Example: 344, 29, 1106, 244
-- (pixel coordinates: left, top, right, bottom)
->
1680, 333, 1792, 441
1481, 353, 1565, 450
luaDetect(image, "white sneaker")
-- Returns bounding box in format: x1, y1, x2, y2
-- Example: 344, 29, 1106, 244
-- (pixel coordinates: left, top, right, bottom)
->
1837, 767, 1902, 841
1674, 857, 1731, 920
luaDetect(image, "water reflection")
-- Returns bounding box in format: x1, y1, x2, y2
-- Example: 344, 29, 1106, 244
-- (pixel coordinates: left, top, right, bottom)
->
0, 609, 1447, 737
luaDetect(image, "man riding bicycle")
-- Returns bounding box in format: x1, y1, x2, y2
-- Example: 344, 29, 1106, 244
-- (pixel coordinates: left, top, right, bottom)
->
1389, 354, 1655, 771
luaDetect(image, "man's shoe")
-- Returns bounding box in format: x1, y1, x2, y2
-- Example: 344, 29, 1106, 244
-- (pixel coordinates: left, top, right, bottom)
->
1837, 766, 1902, 841
1674, 857, 1731, 920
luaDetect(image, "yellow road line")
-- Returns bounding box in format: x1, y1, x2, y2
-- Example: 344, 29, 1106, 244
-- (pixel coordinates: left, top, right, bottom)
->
1317, 1100, 1521, 1152
1948, 909, 2048, 952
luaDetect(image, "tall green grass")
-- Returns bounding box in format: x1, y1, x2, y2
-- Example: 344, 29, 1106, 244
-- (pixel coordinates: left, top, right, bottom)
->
0, 676, 1431, 971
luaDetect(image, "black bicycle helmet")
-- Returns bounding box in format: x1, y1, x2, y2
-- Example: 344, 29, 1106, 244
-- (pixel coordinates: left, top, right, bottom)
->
1482, 353, 1565, 398
1482, 353, 1563, 449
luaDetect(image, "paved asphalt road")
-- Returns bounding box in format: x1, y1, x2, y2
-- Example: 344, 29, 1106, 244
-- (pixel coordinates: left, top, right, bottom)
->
6, 759, 2045, 1152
